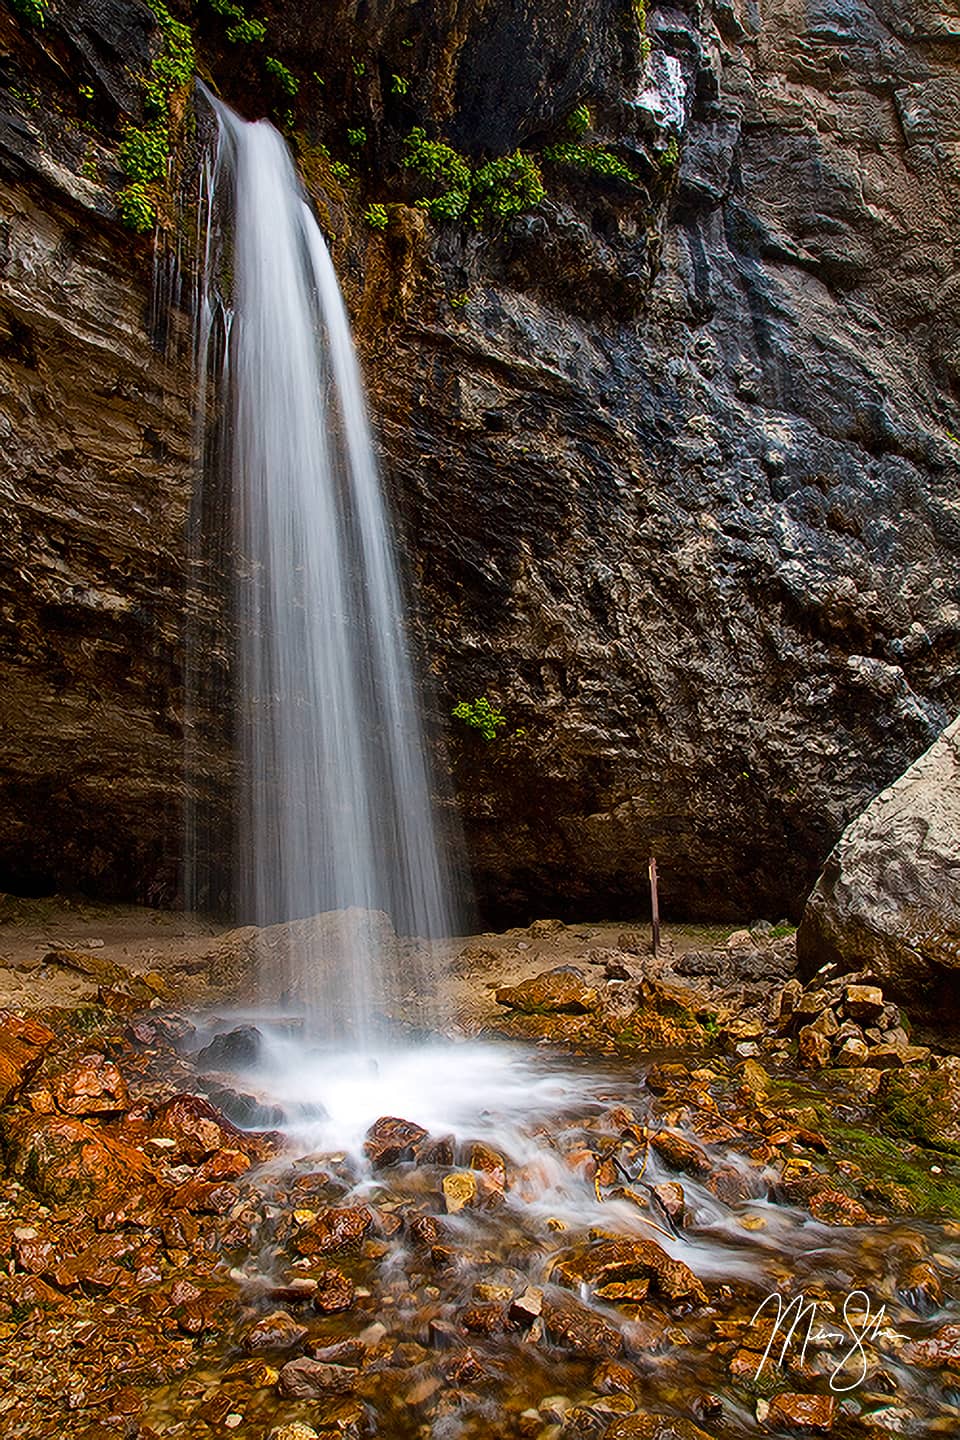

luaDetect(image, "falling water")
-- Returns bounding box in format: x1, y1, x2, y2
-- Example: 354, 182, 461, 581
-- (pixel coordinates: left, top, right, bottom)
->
189, 95, 459, 1037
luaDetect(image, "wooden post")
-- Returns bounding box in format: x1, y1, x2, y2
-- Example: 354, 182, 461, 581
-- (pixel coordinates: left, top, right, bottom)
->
649, 856, 660, 957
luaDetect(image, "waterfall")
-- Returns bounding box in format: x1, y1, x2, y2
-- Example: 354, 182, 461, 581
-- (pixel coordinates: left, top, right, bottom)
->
188, 95, 459, 1039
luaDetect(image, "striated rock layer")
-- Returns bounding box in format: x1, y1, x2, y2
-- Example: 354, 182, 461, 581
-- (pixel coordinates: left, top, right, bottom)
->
798, 715, 960, 1020
1, 0, 959, 922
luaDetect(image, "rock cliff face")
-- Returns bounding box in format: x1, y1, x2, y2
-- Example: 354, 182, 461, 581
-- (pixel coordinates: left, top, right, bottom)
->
1, 0, 958, 922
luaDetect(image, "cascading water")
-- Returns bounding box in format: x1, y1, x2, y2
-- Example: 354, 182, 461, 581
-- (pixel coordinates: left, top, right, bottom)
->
189, 95, 459, 1037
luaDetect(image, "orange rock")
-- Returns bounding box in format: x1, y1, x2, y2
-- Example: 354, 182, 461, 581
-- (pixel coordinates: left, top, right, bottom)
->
495, 970, 598, 1014
294, 1206, 373, 1257
552, 1238, 708, 1306
766, 1392, 836, 1430
650, 1130, 711, 1176
0, 1012, 55, 1106
2, 1111, 153, 1203
53, 1052, 129, 1117
902, 1322, 960, 1368
364, 1116, 428, 1168
808, 1190, 871, 1226
469, 1140, 507, 1191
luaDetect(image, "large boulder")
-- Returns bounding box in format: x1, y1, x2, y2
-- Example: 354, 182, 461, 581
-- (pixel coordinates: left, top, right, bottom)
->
798, 718, 960, 1021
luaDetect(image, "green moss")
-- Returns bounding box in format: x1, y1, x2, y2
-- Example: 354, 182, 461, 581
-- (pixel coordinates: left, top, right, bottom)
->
881, 1069, 960, 1154
402, 127, 471, 191
814, 1110, 960, 1219
390, 74, 410, 96
452, 697, 507, 741
566, 104, 592, 137
264, 56, 299, 96
346, 126, 367, 148
10, 0, 47, 27
119, 125, 169, 184
329, 159, 355, 184
404, 128, 544, 226
118, 183, 156, 233
543, 142, 640, 186
226, 17, 266, 43
204, 0, 266, 43
472, 151, 545, 219
426, 188, 470, 222
362, 202, 389, 230
659, 136, 680, 171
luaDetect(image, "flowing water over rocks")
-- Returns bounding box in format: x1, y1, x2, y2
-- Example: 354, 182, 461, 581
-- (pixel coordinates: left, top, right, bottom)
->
0, 919, 958, 1439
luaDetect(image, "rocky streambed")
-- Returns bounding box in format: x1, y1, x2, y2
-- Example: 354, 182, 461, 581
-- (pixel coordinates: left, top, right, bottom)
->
0, 915, 958, 1438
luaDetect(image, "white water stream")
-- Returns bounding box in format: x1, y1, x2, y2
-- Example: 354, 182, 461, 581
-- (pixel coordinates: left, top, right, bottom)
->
190, 96, 458, 1038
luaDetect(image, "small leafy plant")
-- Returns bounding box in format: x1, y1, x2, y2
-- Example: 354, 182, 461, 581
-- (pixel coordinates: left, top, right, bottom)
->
363, 203, 389, 230
452, 697, 508, 742
566, 104, 592, 137
10, 0, 47, 26
264, 56, 299, 96
346, 126, 367, 147
544, 142, 640, 186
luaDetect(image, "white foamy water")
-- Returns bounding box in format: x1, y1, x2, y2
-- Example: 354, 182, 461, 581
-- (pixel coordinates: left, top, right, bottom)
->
187, 93, 459, 1036
216, 1031, 810, 1283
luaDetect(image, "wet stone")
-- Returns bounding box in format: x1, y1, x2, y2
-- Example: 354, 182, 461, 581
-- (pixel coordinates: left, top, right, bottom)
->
553, 1238, 708, 1306
313, 1266, 355, 1313
603, 1410, 719, 1438
650, 1131, 712, 1176
766, 1391, 836, 1430
278, 1356, 359, 1397
652, 1181, 685, 1225
443, 1171, 477, 1212
1, 1111, 153, 1203
0, 1012, 55, 1106
542, 1291, 623, 1358
461, 1302, 507, 1335
294, 1206, 373, 1257
364, 1115, 428, 1168
244, 1310, 308, 1352
196, 1024, 264, 1069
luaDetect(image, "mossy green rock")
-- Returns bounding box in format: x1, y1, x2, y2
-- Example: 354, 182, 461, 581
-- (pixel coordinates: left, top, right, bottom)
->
881, 1058, 960, 1153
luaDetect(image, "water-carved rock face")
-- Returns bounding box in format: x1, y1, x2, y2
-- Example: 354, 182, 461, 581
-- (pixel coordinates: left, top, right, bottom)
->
1, 0, 959, 924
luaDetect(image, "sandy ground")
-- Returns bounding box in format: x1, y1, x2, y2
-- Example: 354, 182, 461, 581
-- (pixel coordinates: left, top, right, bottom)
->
0, 892, 743, 1019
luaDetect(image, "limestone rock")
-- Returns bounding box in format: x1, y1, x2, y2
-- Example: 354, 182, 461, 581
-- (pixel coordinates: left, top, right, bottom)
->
799, 719, 960, 1021
3, 0, 960, 932
495, 970, 598, 1014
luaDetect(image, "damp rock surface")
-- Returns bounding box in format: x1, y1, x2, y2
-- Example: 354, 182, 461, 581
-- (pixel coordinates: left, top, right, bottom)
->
799, 716, 960, 1019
